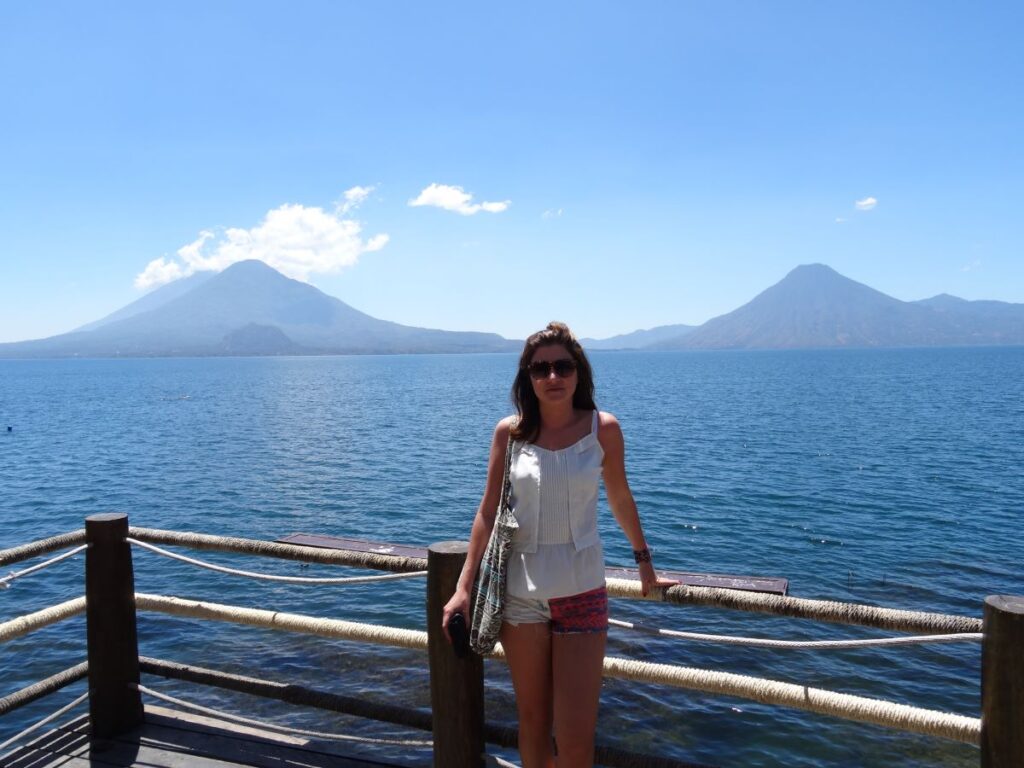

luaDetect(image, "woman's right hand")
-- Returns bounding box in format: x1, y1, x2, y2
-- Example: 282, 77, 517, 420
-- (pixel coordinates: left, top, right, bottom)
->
441, 588, 471, 644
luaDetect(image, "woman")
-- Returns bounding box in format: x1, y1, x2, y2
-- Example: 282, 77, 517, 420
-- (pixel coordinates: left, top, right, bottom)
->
442, 321, 677, 768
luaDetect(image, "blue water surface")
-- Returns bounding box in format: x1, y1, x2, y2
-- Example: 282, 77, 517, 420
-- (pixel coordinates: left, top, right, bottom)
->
2, 348, 1022, 766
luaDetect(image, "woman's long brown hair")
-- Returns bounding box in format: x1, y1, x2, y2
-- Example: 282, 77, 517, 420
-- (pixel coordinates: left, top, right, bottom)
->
511, 321, 597, 443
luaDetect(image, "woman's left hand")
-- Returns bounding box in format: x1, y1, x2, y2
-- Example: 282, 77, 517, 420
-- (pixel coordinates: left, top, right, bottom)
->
639, 560, 680, 597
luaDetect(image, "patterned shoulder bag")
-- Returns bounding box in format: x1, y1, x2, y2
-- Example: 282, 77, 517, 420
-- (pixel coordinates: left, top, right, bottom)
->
469, 433, 518, 654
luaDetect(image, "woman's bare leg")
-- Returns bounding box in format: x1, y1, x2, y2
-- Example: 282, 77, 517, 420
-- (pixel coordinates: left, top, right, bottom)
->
500, 621, 555, 768
551, 630, 606, 767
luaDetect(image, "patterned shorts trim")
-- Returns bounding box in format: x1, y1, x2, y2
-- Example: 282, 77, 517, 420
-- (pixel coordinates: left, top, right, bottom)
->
504, 586, 609, 634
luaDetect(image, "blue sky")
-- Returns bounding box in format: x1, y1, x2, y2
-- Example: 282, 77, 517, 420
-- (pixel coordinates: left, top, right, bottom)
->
1, 2, 1021, 343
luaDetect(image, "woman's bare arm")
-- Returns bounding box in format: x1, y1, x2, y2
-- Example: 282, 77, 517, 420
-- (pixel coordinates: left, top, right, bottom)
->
599, 412, 679, 596
442, 416, 514, 636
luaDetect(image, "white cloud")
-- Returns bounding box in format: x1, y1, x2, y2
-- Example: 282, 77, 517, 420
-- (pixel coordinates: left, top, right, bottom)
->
834, 217, 846, 224
336, 185, 374, 214
134, 195, 388, 290
176, 230, 216, 271
134, 257, 185, 290
542, 208, 563, 219
961, 259, 981, 272
408, 183, 510, 215
855, 196, 878, 211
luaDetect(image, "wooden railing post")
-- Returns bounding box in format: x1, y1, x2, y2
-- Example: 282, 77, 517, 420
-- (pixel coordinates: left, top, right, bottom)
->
86, 513, 143, 742
981, 595, 1024, 767
426, 541, 484, 767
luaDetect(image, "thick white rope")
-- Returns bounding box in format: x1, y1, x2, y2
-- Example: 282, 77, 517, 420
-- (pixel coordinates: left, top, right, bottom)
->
136, 684, 433, 747
127, 538, 427, 585
608, 618, 983, 649
0, 545, 88, 590
129, 527, 428, 573
0, 597, 87, 644
601, 655, 980, 745
605, 578, 982, 634
0, 691, 88, 754
135, 593, 429, 650
135, 593, 978, 744
0, 530, 86, 569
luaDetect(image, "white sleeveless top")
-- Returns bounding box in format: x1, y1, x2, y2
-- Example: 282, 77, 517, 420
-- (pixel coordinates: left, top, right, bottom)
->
507, 410, 606, 600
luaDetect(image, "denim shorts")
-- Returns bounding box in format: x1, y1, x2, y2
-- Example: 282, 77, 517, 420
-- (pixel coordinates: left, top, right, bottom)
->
503, 586, 608, 634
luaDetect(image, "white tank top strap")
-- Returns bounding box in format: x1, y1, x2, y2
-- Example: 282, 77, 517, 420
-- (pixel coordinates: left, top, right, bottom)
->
591, 409, 599, 434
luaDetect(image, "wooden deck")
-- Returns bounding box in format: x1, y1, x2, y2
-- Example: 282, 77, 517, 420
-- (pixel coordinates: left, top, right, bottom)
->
1, 706, 427, 768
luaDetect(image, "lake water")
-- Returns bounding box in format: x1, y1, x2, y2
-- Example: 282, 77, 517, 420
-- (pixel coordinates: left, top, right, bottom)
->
2, 348, 1022, 766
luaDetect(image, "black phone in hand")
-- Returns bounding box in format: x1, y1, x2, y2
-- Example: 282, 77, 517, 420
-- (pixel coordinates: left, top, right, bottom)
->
449, 612, 469, 658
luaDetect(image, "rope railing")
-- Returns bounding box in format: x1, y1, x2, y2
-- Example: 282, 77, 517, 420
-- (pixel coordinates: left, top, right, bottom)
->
607, 618, 983, 650
3, 523, 1012, 764
0, 662, 88, 717
136, 593, 429, 650
129, 526, 429, 574
125, 528, 982, 633
606, 578, 982, 634
0, 529, 987, 635
0, 593, 982, 742
600, 656, 979, 745
127, 538, 427, 585
0, 545, 88, 590
0, 530, 86, 569
0, 597, 87, 645
134, 592, 981, 744
0, 590, 986, 753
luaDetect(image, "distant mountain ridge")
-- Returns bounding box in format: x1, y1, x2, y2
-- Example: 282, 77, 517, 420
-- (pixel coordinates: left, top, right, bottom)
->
74, 271, 215, 333
0, 260, 518, 358
655, 264, 1024, 350
2, 261, 1021, 358
581, 324, 697, 350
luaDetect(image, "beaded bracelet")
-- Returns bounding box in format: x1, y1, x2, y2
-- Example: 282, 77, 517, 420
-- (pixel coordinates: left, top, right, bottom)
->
633, 547, 651, 564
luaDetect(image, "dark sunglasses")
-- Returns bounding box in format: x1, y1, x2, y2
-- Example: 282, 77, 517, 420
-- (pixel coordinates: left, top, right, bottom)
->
527, 358, 578, 379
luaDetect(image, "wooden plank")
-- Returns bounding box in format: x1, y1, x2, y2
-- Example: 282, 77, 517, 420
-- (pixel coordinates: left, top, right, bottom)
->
5, 757, 101, 768
0, 716, 98, 768
59, 736, 243, 768
605, 566, 788, 595
142, 705, 306, 746
136, 706, 418, 768
3, 714, 223, 768
138, 657, 434, 736
2, 708, 422, 768
280, 533, 789, 595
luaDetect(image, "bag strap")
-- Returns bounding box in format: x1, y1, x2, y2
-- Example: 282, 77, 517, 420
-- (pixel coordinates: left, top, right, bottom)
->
498, 431, 514, 517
